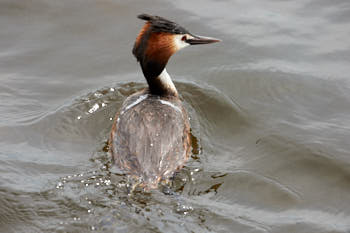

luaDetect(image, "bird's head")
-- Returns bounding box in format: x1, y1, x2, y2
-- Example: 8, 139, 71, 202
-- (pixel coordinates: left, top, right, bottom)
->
132, 14, 221, 79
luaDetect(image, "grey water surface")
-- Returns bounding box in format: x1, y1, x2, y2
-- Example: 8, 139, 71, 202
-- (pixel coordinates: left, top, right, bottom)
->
1, 0, 350, 232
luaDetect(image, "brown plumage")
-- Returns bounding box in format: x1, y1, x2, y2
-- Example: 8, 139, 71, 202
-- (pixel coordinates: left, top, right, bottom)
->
146, 32, 177, 67
109, 14, 219, 190
134, 22, 150, 49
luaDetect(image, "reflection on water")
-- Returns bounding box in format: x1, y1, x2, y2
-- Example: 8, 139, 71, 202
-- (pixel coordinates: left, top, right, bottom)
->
1, 0, 350, 232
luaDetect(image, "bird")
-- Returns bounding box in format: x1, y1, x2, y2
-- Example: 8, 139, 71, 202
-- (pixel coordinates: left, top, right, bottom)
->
109, 14, 220, 190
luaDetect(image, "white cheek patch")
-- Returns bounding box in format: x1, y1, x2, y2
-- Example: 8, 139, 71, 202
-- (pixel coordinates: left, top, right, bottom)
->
173, 34, 190, 51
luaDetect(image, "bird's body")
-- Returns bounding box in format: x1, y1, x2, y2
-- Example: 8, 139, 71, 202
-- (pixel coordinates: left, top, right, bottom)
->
110, 88, 191, 189
110, 14, 220, 190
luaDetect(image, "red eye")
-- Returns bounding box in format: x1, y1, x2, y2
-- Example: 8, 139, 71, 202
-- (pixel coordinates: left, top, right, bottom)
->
181, 35, 187, 41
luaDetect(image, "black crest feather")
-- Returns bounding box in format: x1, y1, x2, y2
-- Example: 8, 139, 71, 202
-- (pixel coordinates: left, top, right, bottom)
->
136, 13, 189, 34
137, 14, 154, 21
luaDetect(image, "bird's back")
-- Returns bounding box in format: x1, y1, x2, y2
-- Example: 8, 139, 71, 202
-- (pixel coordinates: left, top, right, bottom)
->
110, 90, 191, 189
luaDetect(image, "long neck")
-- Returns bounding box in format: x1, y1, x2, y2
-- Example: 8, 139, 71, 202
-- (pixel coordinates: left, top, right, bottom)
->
146, 68, 178, 97
140, 59, 178, 97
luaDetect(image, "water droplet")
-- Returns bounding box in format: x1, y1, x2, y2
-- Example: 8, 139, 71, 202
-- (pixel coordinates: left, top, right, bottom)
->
88, 209, 91, 213
88, 103, 99, 114
102, 103, 106, 107
150, 143, 153, 147
85, 183, 89, 187
56, 182, 63, 188
94, 92, 103, 98
176, 204, 193, 215
109, 117, 113, 121
77, 115, 82, 120
110, 87, 115, 92
96, 182, 100, 186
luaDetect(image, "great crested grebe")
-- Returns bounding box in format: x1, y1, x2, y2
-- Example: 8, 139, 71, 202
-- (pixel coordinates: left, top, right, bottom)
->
110, 14, 220, 190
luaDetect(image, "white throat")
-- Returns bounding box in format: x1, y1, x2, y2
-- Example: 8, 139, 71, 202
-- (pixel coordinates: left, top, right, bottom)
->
158, 69, 178, 96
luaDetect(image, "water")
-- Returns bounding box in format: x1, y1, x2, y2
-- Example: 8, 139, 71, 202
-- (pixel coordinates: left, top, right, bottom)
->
1, 0, 350, 232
